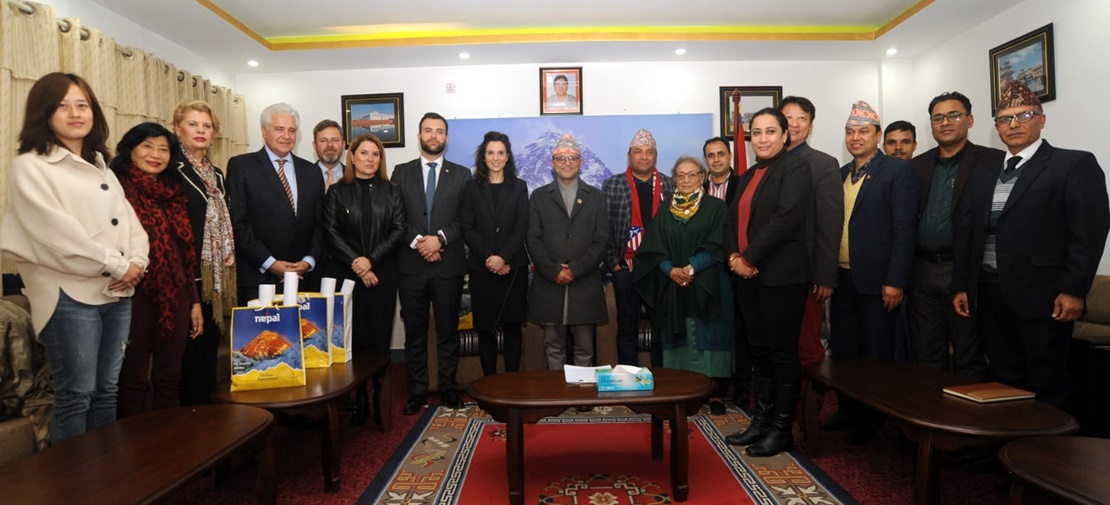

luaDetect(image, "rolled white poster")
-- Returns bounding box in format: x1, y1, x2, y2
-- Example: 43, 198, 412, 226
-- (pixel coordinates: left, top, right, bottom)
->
258, 284, 276, 306
340, 278, 356, 296
320, 277, 337, 296
282, 271, 299, 306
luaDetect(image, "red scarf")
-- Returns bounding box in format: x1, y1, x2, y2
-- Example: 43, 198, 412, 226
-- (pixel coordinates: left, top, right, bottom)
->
120, 166, 197, 340
623, 167, 662, 269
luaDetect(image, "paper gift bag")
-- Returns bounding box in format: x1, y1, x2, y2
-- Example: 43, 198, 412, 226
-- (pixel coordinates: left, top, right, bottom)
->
261, 293, 332, 369
230, 305, 306, 391
329, 279, 355, 363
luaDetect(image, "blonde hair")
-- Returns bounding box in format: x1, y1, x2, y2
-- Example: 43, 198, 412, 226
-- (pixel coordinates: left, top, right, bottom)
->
172, 100, 220, 134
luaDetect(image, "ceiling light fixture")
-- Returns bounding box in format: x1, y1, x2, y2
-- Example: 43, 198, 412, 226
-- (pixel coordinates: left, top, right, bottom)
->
886, 48, 898, 56
675, 48, 687, 56
247, 60, 259, 67
459, 52, 470, 60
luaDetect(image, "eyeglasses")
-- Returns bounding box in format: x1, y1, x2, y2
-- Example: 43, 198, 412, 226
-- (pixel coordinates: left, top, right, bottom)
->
929, 112, 965, 124
994, 110, 1041, 127
552, 155, 580, 163
673, 172, 703, 181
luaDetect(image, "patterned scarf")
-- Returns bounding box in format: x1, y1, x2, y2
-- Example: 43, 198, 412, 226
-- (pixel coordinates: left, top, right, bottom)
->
180, 148, 237, 331
624, 167, 662, 270
670, 187, 704, 222
120, 166, 197, 340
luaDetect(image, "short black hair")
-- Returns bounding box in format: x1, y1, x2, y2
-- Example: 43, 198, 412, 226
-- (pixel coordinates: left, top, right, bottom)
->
928, 91, 972, 116
109, 122, 183, 184
884, 120, 917, 141
419, 112, 448, 134
312, 119, 344, 140
554, 74, 568, 84
702, 136, 731, 154
779, 96, 816, 120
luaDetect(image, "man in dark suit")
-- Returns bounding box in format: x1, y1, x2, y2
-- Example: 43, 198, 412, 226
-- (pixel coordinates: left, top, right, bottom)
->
702, 136, 741, 207
953, 82, 1109, 406
227, 102, 325, 304
909, 92, 1003, 381
392, 112, 470, 414
781, 96, 844, 375
827, 101, 919, 443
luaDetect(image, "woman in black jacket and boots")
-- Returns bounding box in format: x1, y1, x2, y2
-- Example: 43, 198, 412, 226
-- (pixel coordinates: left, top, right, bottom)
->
322, 133, 405, 424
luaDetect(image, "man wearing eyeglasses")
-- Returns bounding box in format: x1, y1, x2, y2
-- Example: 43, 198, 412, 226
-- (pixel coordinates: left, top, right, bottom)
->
953, 81, 1109, 406
907, 92, 1003, 382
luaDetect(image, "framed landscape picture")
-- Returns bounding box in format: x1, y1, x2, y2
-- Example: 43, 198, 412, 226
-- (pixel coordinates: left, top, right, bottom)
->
719, 86, 783, 140
989, 23, 1055, 112
341, 92, 405, 148
540, 67, 583, 116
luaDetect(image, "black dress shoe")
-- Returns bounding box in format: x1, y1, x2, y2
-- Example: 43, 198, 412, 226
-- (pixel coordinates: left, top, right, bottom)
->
708, 400, 727, 416
403, 394, 427, 416
441, 390, 463, 409
820, 411, 854, 431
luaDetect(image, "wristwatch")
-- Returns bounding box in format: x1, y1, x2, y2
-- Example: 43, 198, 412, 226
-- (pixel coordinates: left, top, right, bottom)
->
686, 265, 695, 276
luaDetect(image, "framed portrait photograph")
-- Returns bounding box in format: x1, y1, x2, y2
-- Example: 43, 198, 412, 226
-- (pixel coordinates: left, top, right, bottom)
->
989, 23, 1055, 112
719, 86, 783, 140
540, 67, 583, 116
341, 92, 405, 148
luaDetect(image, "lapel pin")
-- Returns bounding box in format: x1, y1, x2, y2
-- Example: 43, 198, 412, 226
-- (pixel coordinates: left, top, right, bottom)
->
577, 198, 583, 204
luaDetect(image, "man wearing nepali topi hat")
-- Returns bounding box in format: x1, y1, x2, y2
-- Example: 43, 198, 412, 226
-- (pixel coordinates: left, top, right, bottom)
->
824, 100, 919, 444
527, 134, 610, 370
952, 81, 1110, 406
602, 129, 675, 368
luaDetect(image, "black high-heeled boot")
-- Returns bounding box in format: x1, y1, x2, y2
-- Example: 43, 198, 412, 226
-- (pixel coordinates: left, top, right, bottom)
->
726, 377, 773, 446
351, 385, 370, 426
746, 381, 798, 457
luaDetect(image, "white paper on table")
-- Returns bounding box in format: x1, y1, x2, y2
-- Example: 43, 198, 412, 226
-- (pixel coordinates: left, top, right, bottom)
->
563, 364, 613, 384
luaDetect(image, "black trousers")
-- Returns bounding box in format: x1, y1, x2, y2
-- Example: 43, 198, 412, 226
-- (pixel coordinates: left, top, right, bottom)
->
736, 280, 809, 385
399, 270, 464, 395
908, 259, 987, 380
830, 268, 898, 361
612, 268, 662, 367
180, 290, 221, 406
350, 266, 399, 353
977, 282, 1073, 406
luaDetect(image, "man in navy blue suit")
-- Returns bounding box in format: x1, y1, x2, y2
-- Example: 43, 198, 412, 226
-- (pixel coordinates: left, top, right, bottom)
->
823, 101, 919, 443
953, 82, 1109, 406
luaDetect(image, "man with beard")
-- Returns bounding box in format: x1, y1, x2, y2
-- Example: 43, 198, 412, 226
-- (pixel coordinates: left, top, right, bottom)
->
392, 112, 470, 415
602, 129, 675, 367
312, 119, 346, 191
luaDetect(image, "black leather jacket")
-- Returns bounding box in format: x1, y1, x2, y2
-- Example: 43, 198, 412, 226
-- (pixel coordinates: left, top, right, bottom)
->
322, 177, 405, 271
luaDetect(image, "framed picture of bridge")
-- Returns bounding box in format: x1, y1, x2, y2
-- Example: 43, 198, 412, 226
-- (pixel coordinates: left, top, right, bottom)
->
342, 92, 405, 148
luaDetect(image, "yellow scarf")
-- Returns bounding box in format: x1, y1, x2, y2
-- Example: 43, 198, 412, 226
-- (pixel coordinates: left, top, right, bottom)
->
669, 187, 703, 222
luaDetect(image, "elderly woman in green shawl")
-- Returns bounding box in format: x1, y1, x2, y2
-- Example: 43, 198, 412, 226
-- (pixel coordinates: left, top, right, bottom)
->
633, 155, 733, 414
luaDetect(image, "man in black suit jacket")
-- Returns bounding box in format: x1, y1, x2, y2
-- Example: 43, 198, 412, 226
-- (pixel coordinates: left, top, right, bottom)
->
953, 82, 1109, 406
392, 112, 471, 414
909, 92, 1003, 381
828, 101, 919, 443
227, 103, 325, 304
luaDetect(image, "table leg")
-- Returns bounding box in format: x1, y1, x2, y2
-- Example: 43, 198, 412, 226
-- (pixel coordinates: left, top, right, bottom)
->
803, 381, 820, 457
913, 431, 939, 505
1007, 478, 1024, 505
377, 369, 393, 432
651, 415, 663, 460
256, 434, 276, 505
323, 401, 342, 492
670, 405, 690, 501
506, 408, 524, 505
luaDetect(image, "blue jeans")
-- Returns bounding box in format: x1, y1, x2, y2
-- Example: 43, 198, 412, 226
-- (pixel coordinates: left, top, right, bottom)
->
38, 290, 132, 444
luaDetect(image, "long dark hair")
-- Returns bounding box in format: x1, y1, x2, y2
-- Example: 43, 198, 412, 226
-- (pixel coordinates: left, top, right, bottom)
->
18, 72, 111, 164
342, 134, 389, 184
750, 107, 792, 150
109, 122, 183, 185
472, 131, 517, 184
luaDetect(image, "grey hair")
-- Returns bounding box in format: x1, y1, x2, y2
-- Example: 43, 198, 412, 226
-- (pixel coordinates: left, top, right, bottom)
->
671, 155, 707, 176
260, 102, 301, 129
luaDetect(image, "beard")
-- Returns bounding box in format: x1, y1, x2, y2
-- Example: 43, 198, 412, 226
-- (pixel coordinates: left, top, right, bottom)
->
319, 150, 341, 165
421, 139, 445, 156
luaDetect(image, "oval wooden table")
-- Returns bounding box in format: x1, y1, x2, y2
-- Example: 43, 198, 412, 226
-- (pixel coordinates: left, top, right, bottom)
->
804, 359, 1079, 505
1000, 436, 1110, 505
468, 368, 714, 505
0, 404, 274, 505
214, 351, 391, 492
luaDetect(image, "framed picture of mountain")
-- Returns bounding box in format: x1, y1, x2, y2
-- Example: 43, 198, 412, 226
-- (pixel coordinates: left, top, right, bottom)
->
341, 92, 405, 148
989, 23, 1055, 112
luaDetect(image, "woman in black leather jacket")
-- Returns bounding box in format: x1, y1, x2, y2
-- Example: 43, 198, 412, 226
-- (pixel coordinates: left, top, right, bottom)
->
322, 133, 404, 422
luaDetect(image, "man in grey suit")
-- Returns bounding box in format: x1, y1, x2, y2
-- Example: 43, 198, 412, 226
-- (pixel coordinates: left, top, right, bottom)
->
227, 102, 325, 305
779, 96, 843, 379
392, 112, 470, 414
527, 134, 609, 369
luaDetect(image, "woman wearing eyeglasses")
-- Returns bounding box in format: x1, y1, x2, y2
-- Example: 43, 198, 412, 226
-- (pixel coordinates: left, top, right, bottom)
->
461, 131, 529, 375
721, 107, 813, 457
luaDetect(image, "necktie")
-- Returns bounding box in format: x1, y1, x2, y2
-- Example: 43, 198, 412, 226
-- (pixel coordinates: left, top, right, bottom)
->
425, 162, 437, 229
325, 167, 335, 188
276, 159, 296, 213
1004, 156, 1022, 174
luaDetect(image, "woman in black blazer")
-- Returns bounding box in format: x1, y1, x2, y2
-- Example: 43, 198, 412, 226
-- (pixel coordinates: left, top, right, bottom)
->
461, 131, 530, 375
723, 108, 813, 457
322, 133, 405, 422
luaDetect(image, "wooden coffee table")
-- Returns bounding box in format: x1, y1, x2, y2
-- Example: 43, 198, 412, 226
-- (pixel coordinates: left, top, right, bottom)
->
467, 368, 714, 505
214, 351, 391, 492
0, 404, 274, 504
1000, 436, 1110, 505
804, 359, 1079, 505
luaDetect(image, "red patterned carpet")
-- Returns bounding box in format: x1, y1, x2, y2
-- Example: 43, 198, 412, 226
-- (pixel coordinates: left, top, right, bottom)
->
163, 364, 1009, 504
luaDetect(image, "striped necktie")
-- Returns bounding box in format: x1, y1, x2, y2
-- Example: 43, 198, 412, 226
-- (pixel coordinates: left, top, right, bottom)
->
276, 159, 296, 213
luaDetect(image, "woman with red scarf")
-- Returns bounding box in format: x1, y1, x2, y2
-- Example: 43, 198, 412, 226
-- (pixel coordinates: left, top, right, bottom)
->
111, 123, 202, 417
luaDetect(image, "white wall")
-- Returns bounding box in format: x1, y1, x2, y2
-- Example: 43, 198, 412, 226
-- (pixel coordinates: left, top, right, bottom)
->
912, 0, 1110, 272
235, 60, 880, 172
42, 0, 235, 86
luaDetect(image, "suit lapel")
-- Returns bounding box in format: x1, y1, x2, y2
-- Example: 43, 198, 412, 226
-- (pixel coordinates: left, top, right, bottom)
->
548, 183, 569, 217
1002, 142, 1052, 216
478, 180, 496, 222
850, 155, 882, 219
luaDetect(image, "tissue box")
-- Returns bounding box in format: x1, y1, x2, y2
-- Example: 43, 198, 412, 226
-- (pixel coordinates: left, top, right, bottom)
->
596, 365, 654, 392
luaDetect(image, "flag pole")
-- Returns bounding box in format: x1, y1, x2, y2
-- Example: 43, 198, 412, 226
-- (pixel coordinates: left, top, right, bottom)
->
731, 89, 747, 174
